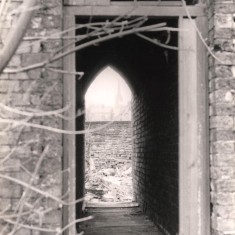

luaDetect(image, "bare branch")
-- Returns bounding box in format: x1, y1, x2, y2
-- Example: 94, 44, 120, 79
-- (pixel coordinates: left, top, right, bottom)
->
0, 0, 37, 73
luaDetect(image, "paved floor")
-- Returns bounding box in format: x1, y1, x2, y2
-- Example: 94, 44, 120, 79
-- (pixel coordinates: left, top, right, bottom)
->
80, 204, 163, 235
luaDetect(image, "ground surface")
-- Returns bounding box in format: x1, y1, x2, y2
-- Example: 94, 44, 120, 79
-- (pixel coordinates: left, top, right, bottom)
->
85, 166, 133, 202
80, 204, 164, 235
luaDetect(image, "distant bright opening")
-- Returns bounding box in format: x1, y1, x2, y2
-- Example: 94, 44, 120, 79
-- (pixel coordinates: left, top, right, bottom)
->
85, 66, 134, 203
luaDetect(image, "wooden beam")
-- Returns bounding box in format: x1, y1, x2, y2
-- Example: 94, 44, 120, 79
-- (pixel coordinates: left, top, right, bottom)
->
195, 16, 210, 235
62, 15, 77, 235
179, 17, 198, 235
64, 5, 206, 17
179, 17, 209, 235
64, 0, 202, 7
64, 0, 183, 6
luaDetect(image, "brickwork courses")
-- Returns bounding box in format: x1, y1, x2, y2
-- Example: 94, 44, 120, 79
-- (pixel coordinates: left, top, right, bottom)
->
1, 0, 235, 235
85, 121, 133, 202
85, 121, 132, 170
208, 0, 235, 234
0, 0, 64, 234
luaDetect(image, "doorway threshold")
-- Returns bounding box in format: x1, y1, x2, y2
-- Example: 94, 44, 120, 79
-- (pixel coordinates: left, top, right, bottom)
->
86, 201, 139, 208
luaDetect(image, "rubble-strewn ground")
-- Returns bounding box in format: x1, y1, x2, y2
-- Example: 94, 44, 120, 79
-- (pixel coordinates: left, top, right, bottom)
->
85, 162, 133, 202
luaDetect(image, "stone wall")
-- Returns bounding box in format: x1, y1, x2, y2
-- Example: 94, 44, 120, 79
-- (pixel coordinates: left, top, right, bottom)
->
208, 1, 235, 234
0, 0, 63, 234
85, 121, 132, 170
2, 1, 235, 234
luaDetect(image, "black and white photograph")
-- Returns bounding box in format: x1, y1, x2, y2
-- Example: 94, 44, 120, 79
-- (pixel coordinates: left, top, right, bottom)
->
0, 0, 233, 234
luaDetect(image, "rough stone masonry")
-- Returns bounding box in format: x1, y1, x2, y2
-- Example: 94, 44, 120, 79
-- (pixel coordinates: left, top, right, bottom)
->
208, 0, 235, 234
0, 0, 235, 235
0, 0, 64, 234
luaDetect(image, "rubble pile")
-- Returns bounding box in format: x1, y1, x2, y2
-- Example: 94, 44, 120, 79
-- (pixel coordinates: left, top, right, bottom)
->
85, 163, 133, 203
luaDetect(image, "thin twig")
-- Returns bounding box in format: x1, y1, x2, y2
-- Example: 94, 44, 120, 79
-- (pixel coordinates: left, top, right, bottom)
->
10, 146, 50, 234
0, 104, 131, 134
0, 173, 84, 206
181, 0, 224, 64
0, 0, 37, 73
46, 67, 84, 78
0, 103, 71, 117
136, 33, 179, 50
4, 22, 167, 73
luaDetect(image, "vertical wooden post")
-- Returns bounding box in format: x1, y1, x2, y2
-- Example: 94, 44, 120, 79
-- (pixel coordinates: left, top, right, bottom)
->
195, 16, 210, 235
62, 15, 76, 235
179, 17, 209, 235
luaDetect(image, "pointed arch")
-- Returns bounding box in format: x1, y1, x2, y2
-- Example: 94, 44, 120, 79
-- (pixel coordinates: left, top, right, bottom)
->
85, 65, 132, 122
84, 64, 134, 96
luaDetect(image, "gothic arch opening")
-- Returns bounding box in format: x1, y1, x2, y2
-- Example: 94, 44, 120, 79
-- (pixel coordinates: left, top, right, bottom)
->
84, 66, 134, 204
75, 16, 180, 234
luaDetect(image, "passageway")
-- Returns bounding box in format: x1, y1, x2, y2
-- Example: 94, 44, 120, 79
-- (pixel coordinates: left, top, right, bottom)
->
80, 204, 164, 235
75, 17, 179, 234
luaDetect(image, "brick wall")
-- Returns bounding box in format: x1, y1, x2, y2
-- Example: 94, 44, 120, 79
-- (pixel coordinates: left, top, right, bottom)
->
132, 48, 178, 235
85, 121, 132, 170
208, 1, 235, 234
3, 1, 235, 234
0, 1, 63, 234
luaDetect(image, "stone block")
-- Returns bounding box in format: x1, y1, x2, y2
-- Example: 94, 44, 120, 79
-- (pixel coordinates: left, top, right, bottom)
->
215, 3, 235, 13
212, 141, 235, 154
214, 65, 233, 78
211, 166, 235, 179
214, 39, 234, 52
31, 16, 43, 29
0, 73, 9, 79
8, 93, 31, 106
43, 185, 61, 197
0, 183, 21, 198
40, 40, 62, 52
43, 210, 61, 224
21, 53, 49, 67
16, 41, 32, 54
0, 145, 11, 157
210, 89, 235, 104
214, 28, 233, 39
14, 228, 31, 235
7, 55, 21, 67
42, 16, 62, 29
212, 153, 235, 167
215, 179, 235, 192
210, 130, 234, 141
39, 4, 62, 15
210, 104, 234, 116
214, 52, 235, 65
44, 69, 62, 80
0, 198, 11, 210
9, 72, 29, 80
1, 158, 21, 172
212, 192, 235, 205
216, 205, 235, 218
210, 116, 233, 129
11, 146, 32, 159
215, 14, 234, 29
0, 80, 30, 93
215, 217, 235, 231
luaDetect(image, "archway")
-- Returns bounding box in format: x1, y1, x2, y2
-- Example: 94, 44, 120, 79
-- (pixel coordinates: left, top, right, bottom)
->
63, 5, 209, 234
75, 16, 179, 235
84, 66, 134, 204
